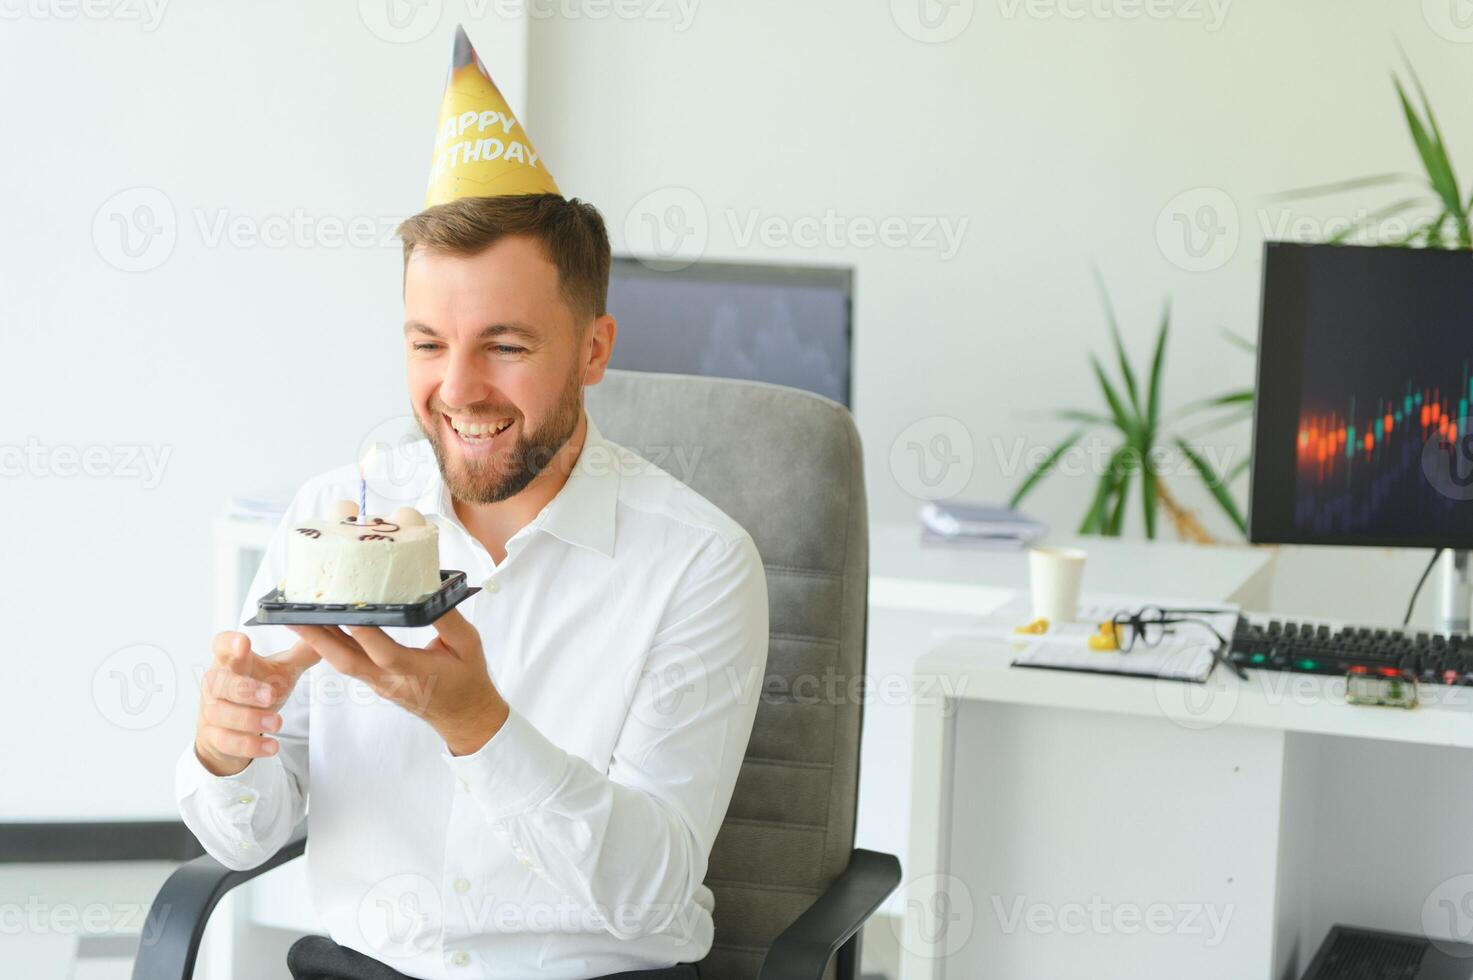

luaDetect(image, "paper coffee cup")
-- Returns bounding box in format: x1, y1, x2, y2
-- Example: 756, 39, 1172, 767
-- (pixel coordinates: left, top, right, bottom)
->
1028, 547, 1087, 624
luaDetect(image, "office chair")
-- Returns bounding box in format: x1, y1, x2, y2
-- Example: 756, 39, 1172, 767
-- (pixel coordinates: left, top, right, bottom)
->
133, 370, 899, 980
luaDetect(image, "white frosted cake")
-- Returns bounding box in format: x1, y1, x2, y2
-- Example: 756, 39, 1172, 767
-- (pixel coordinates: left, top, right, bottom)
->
283, 501, 441, 604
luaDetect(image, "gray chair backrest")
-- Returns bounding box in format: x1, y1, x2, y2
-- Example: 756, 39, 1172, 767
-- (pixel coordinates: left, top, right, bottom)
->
587, 370, 869, 980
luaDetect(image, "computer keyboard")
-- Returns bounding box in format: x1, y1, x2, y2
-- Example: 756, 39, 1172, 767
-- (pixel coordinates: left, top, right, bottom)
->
1229, 615, 1473, 686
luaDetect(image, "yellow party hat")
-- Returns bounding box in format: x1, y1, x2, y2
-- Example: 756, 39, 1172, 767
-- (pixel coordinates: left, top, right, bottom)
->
425, 25, 559, 207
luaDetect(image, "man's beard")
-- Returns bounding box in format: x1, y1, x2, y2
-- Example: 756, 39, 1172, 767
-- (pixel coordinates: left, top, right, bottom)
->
417, 368, 583, 505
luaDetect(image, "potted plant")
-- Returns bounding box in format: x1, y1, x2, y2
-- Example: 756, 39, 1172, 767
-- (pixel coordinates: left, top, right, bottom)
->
1272, 57, 1470, 248
1009, 276, 1251, 543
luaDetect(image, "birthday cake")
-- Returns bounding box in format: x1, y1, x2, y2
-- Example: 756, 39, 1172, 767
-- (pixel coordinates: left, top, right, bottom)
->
283, 501, 441, 605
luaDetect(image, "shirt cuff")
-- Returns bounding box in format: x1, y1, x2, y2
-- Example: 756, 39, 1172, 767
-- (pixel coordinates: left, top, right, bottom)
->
175, 743, 277, 811
441, 708, 569, 821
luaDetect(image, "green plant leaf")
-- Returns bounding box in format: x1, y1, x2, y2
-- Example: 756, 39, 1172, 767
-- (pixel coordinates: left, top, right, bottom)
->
1008, 428, 1088, 508
1389, 215, 1441, 247
1168, 390, 1254, 424
1175, 438, 1248, 536
1424, 211, 1450, 247
1327, 197, 1422, 244
1091, 355, 1139, 439
1392, 75, 1445, 190
1218, 327, 1256, 354
1402, 55, 1454, 162
1393, 75, 1465, 238
1107, 468, 1132, 536
1053, 409, 1115, 426
1273, 58, 1471, 251
1141, 460, 1159, 540
1178, 408, 1254, 439
1226, 457, 1251, 485
1080, 449, 1124, 534
1395, 55, 1469, 244
1265, 173, 1413, 201
1145, 302, 1170, 436
1079, 472, 1113, 534
1093, 270, 1141, 414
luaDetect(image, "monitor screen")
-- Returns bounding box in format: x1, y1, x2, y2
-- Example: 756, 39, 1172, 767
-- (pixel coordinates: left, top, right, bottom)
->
604, 258, 853, 407
1250, 242, 1473, 549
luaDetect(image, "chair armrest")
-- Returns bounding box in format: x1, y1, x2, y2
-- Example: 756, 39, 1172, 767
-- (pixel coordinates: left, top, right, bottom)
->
131, 822, 309, 980
757, 848, 902, 980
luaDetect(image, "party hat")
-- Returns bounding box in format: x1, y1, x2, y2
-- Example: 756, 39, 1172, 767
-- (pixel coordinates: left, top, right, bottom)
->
425, 25, 559, 207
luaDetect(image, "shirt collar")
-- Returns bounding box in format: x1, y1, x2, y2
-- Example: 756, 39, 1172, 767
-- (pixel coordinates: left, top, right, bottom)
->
415, 411, 619, 559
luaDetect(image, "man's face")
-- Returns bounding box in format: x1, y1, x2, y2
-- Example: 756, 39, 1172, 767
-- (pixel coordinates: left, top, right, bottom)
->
403, 235, 610, 505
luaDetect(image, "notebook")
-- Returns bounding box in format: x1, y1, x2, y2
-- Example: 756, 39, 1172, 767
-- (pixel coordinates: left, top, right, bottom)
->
936, 592, 1239, 683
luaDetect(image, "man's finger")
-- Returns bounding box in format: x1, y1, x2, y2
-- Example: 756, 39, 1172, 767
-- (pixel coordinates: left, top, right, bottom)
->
346, 626, 415, 672
229, 644, 257, 681
202, 666, 274, 707
289, 625, 374, 680
204, 699, 281, 734
212, 631, 250, 665
429, 607, 479, 655
255, 640, 320, 704
270, 639, 322, 676
199, 723, 279, 760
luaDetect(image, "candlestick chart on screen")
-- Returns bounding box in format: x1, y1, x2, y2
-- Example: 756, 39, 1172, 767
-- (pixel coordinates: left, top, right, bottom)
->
1293, 260, 1473, 540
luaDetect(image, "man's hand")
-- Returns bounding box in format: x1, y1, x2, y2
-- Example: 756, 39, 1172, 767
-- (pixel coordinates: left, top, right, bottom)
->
287, 608, 509, 757
195, 632, 321, 777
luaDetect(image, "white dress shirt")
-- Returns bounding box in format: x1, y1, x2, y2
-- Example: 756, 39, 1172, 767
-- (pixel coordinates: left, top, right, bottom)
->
176, 411, 769, 979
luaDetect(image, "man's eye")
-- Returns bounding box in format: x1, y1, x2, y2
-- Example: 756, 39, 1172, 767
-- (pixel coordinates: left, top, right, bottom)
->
412, 343, 441, 352
492, 345, 526, 355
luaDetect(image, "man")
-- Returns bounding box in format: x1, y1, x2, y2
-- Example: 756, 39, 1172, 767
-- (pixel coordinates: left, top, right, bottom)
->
176, 29, 769, 980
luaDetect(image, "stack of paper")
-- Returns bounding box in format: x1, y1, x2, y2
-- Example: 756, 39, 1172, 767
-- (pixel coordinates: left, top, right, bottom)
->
225, 492, 291, 525
918, 501, 1048, 550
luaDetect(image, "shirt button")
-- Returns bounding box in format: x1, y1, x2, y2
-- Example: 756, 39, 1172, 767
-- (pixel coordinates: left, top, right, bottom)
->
482, 579, 500, 593
450, 950, 470, 967
237, 795, 253, 805
453, 877, 470, 894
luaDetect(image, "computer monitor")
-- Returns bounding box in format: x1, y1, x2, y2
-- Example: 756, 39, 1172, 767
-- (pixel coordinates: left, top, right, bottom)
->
604, 257, 853, 407
1250, 242, 1473, 549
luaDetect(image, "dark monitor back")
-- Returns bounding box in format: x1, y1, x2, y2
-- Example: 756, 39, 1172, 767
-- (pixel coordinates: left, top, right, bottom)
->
1250, 242, 1473, 549
605, 258, 853, 407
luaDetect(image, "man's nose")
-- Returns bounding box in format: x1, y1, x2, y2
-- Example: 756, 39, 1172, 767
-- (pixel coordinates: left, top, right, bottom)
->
438, 348, 496, 411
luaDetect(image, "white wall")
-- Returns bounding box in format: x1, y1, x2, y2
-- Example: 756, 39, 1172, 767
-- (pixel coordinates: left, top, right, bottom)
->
526, 0, 1473, 624
527, 0, 1472, 537
3, 2, 1471, 819
0, 2, 526, 820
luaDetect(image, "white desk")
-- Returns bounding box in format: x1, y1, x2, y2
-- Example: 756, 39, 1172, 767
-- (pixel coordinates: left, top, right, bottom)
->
858, 522, 1276, 918
898, 632, 1473, 980
868, 522, 1275, 614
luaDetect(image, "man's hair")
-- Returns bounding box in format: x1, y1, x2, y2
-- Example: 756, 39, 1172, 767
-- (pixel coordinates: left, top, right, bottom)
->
396, 194, 611, 323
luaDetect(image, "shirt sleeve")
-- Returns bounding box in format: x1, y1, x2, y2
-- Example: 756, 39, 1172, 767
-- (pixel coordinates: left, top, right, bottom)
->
442, 531, 769, 940
175, 490, 316, 871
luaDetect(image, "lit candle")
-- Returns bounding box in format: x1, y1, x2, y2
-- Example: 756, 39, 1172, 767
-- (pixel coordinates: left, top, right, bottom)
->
358, 443, 378, 524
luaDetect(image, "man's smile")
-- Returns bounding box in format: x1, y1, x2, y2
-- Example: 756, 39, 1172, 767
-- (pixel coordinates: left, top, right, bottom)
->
443, 413, 517, 456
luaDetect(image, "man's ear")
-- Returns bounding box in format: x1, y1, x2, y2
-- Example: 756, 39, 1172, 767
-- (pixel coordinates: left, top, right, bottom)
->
580, 314, 618, 386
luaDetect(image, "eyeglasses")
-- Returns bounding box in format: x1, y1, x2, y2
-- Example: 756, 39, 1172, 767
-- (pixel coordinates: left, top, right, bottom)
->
1106, 605, 1227, 651
1103, 605, 1247, 680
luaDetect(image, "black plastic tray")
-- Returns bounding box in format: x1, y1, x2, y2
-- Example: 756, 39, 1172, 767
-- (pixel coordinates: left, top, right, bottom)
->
246, 570, 480, 627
